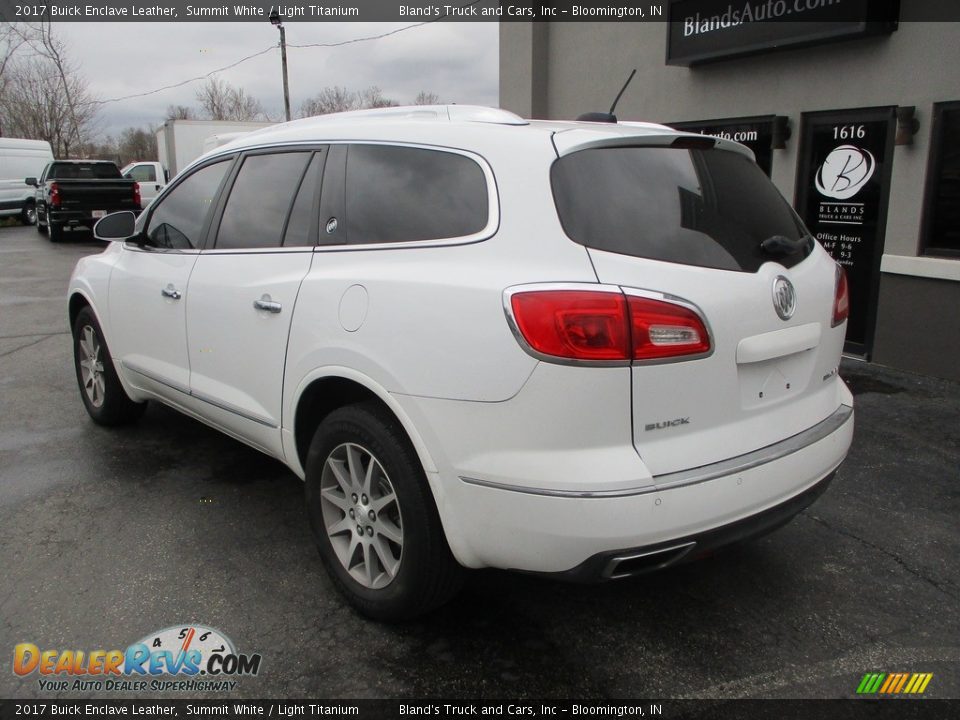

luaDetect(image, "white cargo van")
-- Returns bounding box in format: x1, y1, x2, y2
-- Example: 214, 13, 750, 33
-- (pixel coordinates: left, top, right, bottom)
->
0, 139, 54, 225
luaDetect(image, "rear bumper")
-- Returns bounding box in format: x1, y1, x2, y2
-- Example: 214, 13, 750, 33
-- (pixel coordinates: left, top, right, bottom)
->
48, 208, 139, 225
541, 469, 835, 582
434, 403, 853, 573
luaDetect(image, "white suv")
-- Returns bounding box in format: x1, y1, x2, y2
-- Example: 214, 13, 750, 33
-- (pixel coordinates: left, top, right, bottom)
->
71, 106, 854, 620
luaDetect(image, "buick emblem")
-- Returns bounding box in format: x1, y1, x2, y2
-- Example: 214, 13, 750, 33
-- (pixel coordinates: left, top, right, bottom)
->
772, 276, 796, 320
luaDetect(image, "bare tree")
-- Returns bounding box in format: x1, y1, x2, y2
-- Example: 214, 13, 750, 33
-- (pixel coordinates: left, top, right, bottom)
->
299, 85, 426, 119
359, 86, 397, 110
195, 77, 231, 120
82, 136, 120, 163
0, 22, 98, 153
0, 57, 97, 156
414, 91, 441, 106
196, 77, 267, 121
299, 86, 358, 117
117, 126, 157, 164
165, 104, 195, 121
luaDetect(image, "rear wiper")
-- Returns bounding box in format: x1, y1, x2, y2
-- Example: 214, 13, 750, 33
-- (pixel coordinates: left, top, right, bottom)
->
761, 234, 812, 256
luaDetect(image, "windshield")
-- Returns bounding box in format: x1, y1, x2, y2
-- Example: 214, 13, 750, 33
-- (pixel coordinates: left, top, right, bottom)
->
551, 146, 810, 272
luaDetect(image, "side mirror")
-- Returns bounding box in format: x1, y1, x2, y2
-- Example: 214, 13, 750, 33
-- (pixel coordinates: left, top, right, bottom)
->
93, 211, 138, 241
25, 177, 37, 187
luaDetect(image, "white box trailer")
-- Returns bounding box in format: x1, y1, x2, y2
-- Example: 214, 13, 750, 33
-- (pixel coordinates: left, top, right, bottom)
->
156, 120, 274, 178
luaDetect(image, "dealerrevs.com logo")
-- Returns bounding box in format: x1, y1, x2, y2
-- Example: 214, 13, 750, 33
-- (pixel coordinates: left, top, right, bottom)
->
13, 625, 262, 693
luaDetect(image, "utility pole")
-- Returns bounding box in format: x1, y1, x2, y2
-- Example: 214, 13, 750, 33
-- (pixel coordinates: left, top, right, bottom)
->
269, 10, 291, 122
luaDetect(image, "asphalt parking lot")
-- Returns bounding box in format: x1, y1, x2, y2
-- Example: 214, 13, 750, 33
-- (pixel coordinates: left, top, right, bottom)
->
1, 222, 958, 700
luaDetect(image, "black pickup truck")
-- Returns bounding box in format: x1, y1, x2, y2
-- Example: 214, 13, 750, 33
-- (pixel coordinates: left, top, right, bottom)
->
27, 160, 141, 242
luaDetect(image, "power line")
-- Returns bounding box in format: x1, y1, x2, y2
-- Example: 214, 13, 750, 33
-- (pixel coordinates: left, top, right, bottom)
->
92, 44, 277, 105
92, 2, 484, 107
288, 2, 483, 49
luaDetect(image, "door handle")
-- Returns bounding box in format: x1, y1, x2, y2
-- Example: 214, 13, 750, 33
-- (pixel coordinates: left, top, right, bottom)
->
253, 295, 282, 314
161, 284, 181, 300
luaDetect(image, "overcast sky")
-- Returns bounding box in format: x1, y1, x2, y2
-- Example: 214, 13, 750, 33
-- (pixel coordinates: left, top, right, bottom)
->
55, 21, 499, 138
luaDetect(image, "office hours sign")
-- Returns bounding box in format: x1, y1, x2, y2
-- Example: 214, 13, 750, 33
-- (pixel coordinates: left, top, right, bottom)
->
795, 107, 896, 355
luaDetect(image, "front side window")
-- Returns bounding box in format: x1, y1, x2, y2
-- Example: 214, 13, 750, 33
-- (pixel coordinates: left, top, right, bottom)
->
345, 145, 488, 244
146, 160, 231, 250
216, 152, 312, 250
922, 102, 960, 258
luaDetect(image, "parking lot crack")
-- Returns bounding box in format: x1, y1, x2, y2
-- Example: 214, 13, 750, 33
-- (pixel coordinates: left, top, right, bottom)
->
0, 333, 60, 358
802, 512, 960, 603
0, 331, 69, 340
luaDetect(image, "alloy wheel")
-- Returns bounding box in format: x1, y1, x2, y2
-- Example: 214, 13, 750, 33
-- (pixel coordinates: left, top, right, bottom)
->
319, 442, 403, 589
78, 325, 106, 408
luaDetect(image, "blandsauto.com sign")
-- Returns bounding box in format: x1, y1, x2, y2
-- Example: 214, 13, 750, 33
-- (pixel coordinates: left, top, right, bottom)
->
666, 0, 899, 66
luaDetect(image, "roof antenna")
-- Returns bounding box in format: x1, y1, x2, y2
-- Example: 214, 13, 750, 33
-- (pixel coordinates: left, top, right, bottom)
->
577, 69, 637, 124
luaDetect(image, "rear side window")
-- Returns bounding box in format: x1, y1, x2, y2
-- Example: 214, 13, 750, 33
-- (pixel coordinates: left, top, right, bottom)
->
216, 152, 311, 250
551, 147, 808, 272
345, 145, 488, 244
147, 160, 230, 250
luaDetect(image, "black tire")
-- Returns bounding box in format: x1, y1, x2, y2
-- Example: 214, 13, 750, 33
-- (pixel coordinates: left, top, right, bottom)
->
48, 221, 63, 242
36, 218, 46, 234
21, 202, 37, 226
304, 402, 464, 621
72, 306, 146, 426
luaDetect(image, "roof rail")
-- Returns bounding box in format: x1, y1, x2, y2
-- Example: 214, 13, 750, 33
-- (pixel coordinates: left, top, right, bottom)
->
305, 105, 528, 126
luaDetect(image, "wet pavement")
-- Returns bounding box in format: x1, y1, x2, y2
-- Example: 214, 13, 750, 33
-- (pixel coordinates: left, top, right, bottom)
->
1, 223, 958, 700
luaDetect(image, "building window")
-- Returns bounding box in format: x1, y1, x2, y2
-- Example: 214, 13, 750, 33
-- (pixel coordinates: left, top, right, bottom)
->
922, 102, 960, 258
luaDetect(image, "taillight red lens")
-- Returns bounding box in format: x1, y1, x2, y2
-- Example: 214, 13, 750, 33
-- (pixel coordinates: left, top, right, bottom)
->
510, 290, 630, 361
832, 264, 849, 327
133, 181, 141, 209
49, 182, 61, 208
627, 295, 711, 360
508, 289, 711, 363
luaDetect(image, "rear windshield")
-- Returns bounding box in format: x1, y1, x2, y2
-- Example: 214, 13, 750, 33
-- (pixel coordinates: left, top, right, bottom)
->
551, 146, 810, 272
48, 163, 121, 180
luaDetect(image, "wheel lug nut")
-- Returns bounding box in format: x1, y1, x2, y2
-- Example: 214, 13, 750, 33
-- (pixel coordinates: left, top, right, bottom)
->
366, 526, 374, 537
351, 493, 358, 503
361, 494, 368, 504
368, 510, 376, 521
356, 525, 363, 536
349, 509, 355, 519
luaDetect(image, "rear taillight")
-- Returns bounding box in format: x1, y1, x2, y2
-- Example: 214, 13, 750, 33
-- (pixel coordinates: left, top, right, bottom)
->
832, 264, 849, 327
132, 181, 141, 209
509, 290, 630, 361
627, 294, 711, 361
49, 182, 61, 209
507, 287, 711, 363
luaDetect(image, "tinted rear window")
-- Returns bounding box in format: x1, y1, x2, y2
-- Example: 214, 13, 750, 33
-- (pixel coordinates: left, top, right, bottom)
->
49, 163, 121, 179
551, 147, 809, 272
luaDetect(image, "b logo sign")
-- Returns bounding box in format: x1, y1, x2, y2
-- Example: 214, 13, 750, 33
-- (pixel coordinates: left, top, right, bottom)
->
815, 145, 876, 200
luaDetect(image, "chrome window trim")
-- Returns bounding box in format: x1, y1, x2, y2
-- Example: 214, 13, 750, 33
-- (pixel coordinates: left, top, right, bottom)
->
460, 403, 853, 498
204, 140, 499, 252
